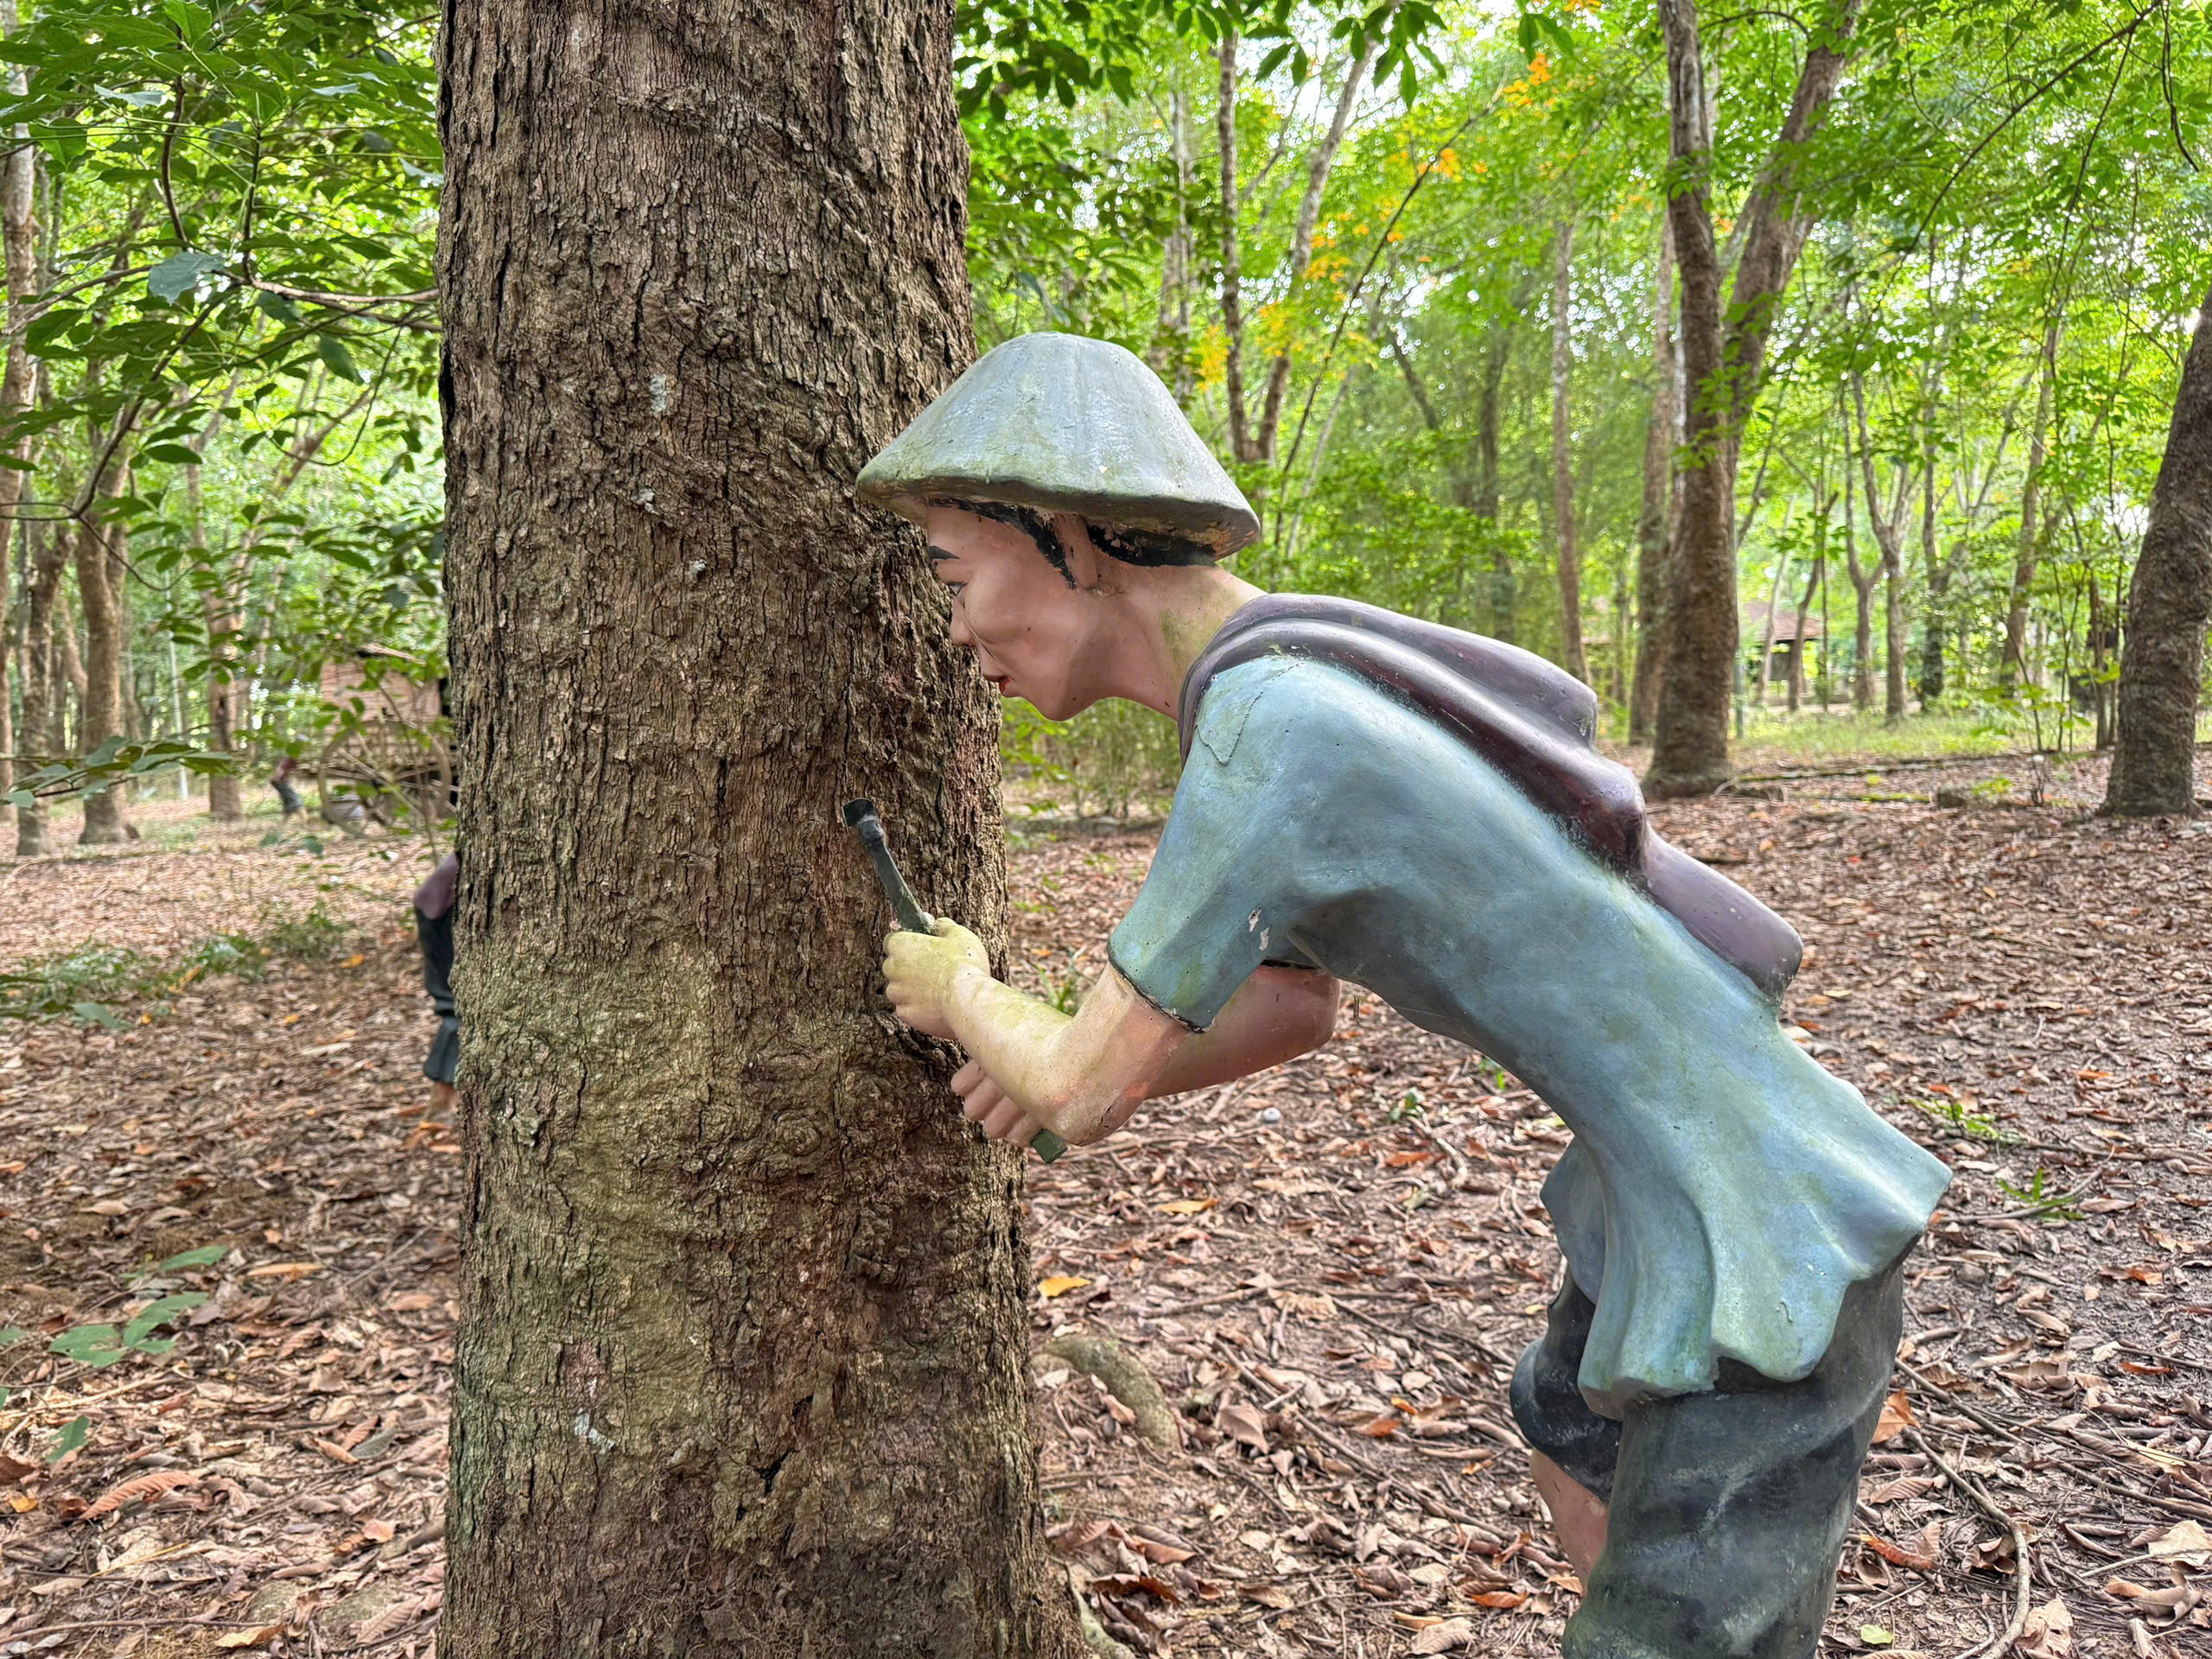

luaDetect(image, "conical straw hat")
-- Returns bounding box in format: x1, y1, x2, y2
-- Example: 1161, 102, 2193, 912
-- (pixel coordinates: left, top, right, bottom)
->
857, 333, 1259, 556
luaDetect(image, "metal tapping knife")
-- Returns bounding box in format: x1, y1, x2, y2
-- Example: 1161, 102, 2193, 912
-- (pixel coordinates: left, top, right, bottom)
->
844, 798, 1066, 1164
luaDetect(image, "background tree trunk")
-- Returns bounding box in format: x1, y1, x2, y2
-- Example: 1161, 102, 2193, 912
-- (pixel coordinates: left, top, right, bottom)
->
75, 493, 130, 845
2000, 316, 2060, 685
1549, 216, 1586, 682
2105, 277, 2212, 817
1477, 321, 1513, 642
1648, 0, 1859, 796
14, 520, 62, 856
1630, 217, 1675, 744
436, 1, 1076, 1655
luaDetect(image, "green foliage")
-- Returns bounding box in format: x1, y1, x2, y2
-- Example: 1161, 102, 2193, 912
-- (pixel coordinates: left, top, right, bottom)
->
1996, 1166, 2083, 1223
1003, 696, 1182, 820
48, 1293, 208, 1368
1910, 1093, 2019, 1146
0, 903, 353, 1024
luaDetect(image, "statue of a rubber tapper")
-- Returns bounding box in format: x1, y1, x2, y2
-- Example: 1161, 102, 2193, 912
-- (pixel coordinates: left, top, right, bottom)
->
856, 332, 1951, 1659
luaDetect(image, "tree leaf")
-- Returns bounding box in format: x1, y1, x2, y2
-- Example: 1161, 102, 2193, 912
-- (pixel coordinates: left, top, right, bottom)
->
51, 1324, 130, 1366
318, 334, 364, 382
123, 1293, 209, 1348
47, 1414, 90, 1461
147, 250, 229, 302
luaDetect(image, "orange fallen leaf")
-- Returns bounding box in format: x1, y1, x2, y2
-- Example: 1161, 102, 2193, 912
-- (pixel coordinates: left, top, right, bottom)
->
1864, 1522, 1941, 1572
1870, 1389, 1915, 1446
83, 1470, 200, 1520
213, 1627, 283, 1650
1037, 1276, 1090, 1299
244, 1262, 324, 1281
1357, 1413, 1402, 1438
1157, 1198, 1216, 1215
313, 1437, 361, 1466
1467, 1590, 1526, 1609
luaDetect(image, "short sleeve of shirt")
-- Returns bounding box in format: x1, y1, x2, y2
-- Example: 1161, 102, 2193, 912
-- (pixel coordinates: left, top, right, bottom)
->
1109, 661, 1315, 1030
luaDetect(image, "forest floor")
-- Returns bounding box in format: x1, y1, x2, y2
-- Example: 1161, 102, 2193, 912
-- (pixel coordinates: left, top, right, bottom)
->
2, 752, 2210, 1659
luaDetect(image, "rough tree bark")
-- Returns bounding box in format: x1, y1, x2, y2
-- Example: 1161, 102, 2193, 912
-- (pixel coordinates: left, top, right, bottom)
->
2105, 277, 2212, 817
435, 1, 1076, 1654
1630, 217, 1675, 744
1648, 0, 1860, 795
1549, 215, 1586, 683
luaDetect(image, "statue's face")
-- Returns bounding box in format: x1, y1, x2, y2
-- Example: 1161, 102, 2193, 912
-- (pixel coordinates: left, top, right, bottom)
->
924, 504, 1100, 720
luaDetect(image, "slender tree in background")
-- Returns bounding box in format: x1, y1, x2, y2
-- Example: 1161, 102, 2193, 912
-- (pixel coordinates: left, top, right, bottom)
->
1218, 25, 1383, 468
1630, 218, 1675, 742
75, 463, 131, 844
2000, 317, 2061, 686
0, 0, 33, 837
1648, 0, 1859, 795
13, 524, 64, 856
2106, 278, 2212, 817
436, 0, 1075, 1651
1549, 214, 1586, 682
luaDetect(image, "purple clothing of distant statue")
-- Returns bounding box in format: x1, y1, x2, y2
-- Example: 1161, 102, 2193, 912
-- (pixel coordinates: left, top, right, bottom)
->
415, 853, 459, 921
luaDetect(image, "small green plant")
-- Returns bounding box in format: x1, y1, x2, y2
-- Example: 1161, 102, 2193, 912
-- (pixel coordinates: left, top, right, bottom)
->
1997, 1166, 2082, 1222
1968, 775, 2015, 801
1, 906, 353, 1025
264, 903, 348, 962
46, 1294, 208, 1368
1388, 1088, 1426, 1122
0, 943, 160, 1025
1910, 1094, 2020, 1145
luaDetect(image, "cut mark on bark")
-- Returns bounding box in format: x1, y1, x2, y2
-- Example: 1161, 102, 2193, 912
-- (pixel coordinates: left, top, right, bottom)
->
571, 1411, 615, 1452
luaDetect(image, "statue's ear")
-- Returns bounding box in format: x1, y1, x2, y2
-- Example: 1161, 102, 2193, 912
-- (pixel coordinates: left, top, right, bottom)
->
1051, 512, 1105, 590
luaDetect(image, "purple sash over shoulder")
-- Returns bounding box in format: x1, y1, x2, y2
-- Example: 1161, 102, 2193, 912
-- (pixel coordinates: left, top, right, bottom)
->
1178, 594, 1803, 1000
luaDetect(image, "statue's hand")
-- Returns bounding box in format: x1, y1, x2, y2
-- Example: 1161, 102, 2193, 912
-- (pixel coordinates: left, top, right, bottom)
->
881, 918, 989, 1039
951, 1057, 1046, 1147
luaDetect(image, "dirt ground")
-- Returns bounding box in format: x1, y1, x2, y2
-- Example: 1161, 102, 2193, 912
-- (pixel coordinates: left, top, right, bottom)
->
2, 766, 2209, 1659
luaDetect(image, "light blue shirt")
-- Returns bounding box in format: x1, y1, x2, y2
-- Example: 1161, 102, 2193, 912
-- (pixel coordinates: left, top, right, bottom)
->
1110, 655, 1950, 1414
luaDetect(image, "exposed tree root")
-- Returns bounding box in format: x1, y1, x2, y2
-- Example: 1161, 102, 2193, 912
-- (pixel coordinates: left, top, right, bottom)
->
1046, 1332, 1178, 1449
1067, 1567, 1136, 1659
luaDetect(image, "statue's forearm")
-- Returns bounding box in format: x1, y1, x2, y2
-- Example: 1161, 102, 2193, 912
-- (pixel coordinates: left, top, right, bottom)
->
945, 964, 1184, 1145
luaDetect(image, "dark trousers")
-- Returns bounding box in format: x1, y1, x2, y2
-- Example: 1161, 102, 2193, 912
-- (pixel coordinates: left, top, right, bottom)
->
1510, 1257, 1907, 1659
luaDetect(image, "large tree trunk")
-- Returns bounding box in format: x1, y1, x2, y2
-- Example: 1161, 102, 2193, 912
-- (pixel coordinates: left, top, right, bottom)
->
75, 504, 130, 845
1549, 216, 1586, 683
2106, 277, 2212, 817
1630, 218, 1675, 744
1648, 0, 1860, 796
435, 2, 1074, 1655
2000, 316, 2060, 685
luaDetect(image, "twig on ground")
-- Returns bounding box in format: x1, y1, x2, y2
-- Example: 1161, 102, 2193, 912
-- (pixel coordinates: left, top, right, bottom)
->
1904, 1426, 2031, 1659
